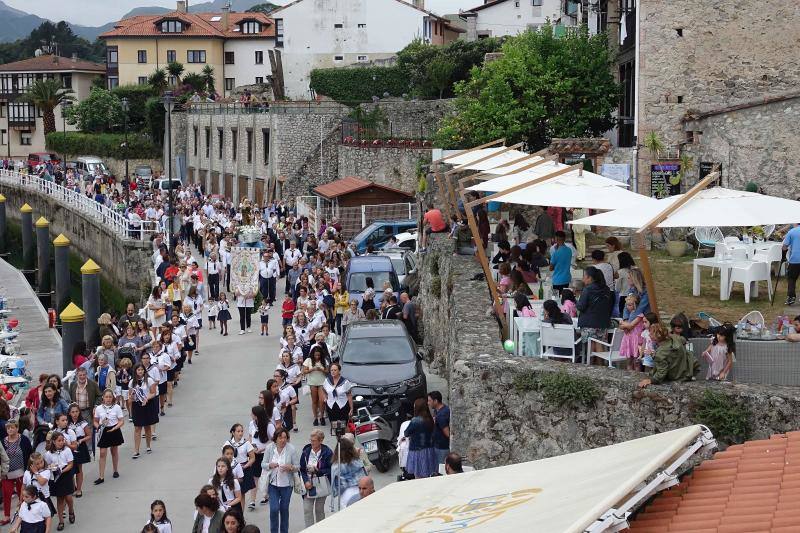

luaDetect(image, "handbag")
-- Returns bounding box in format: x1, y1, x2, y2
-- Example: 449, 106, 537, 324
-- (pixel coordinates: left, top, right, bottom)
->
293, 471, 307, 496
154, 308, 166, 319
311, 474, 331, 498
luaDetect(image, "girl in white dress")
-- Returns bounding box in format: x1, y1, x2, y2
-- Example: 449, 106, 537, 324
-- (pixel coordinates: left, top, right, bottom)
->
209, 457, 242, 514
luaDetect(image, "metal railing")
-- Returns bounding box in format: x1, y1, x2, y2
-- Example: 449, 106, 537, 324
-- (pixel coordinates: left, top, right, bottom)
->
0, 170, 161, 241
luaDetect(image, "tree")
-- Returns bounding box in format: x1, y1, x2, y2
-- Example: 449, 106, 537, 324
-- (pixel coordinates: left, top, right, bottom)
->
427, 57, 456, 99
148, 68, 168, 95
0, 21, 106, 64
201, 65, 216, 94
435, 25, 619, 149
18, 79, 74, 135
64, 88, 123, 133
246, 2, 280, 14
167, 62, 185, 85
181, 73, 206, 94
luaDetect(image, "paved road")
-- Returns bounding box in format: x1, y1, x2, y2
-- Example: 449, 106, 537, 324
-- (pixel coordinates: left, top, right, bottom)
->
73, 299, 445, 532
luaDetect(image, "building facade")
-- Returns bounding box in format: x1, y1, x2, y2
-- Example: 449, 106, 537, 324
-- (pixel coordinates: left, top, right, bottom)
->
0, 54, 104, 158
270, 0, 463, 99
100, 1, 274, 97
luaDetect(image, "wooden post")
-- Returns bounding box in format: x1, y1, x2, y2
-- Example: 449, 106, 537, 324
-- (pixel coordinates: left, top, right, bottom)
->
638, 248, 659, 317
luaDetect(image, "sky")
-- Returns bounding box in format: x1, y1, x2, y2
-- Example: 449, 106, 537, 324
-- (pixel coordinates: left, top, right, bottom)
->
4, 0, 478, 26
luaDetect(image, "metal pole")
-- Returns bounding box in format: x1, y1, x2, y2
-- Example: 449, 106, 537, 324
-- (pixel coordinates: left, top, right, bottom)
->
123, 100, 129, 209
168, 103, 174, 251
53, 234, 70, 315
81, 258, 102, 348
0, 193, 6, 255
60, 303, 84, 376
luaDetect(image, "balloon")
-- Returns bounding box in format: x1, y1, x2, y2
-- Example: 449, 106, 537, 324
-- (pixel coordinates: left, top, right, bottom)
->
0, 385, 7, 391
503, 339, 515, 353
7, 318, 18, 328
4, 392, 12, 400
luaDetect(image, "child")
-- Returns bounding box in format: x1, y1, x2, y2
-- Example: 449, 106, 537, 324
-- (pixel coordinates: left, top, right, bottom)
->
117, 358, 132, 410
639, 312, 659, 370
619, 294, 645, 371
9, 485, 51, 533
182, 304, 198, 366
23, 453, 55, 516
281, 293, 296, 327
258, 300, 270, 336
147, 499, 172, 533
207, 300, 218, 331
703, 324, 735, 380
560, 289, 577, 318
217, 293, 232, 336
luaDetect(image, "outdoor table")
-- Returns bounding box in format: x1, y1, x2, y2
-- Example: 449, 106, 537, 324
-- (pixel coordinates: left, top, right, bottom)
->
726, 241, 775, 259
692, 258, 755, 301
690, 337, 800, 386
514, 316, 581, 359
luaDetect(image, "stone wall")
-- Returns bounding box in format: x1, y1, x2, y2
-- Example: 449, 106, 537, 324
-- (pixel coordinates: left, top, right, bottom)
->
104, 158, 163, 181
337, 145, 431, 194
418, 234, 800, 469
634, 0, 800, 196
0, 181, 153, 303
358, 99, 455, 139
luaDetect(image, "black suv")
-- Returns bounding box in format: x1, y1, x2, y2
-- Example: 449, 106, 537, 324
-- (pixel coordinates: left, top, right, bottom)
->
337, 320, 426, 423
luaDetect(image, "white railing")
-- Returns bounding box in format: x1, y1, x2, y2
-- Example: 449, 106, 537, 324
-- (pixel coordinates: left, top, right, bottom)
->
0, 170, 161, 241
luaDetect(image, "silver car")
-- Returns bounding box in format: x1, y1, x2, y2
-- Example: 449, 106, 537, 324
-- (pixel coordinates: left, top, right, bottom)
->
377, 249, 417, 288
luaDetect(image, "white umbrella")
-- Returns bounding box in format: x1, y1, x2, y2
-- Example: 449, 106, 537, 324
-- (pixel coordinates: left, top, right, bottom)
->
469, 160, 629, 193
569, 187, 800, 228
440, 146, 520, 166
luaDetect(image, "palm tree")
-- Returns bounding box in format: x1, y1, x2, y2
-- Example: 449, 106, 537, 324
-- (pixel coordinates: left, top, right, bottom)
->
18, 78, 74, 135
148, 68, 168, 94
167, 62, 184, 85
201, 65, 215, 94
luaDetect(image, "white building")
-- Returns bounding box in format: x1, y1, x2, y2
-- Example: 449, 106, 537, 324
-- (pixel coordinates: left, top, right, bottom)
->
221, 11, 275, 94
460, 0, 608, 40
271, 0, 463, 99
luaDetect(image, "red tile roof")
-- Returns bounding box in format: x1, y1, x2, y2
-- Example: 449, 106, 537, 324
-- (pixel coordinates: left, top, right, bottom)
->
0, 55, 105, 73
313, 176, 413, 199
626, 431, 800, 532
100, 11, 274, 39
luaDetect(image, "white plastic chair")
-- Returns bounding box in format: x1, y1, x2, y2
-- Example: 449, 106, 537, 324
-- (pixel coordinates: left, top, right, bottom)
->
589, 328, 627, 368
695, 227, 724, 257
539, 323, 581, 363
727, 261, 772, 303
752, 243, 782, 270
724, 236, 741, 245
739, 310, 765, 329
762, 225, 776, 240
729, 248, 747, 261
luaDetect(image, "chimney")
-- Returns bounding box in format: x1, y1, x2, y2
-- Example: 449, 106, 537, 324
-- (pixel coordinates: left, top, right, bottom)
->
176, 1, 187, 13
71, 52, 77, 63
221, 2, 230, 31
413, 0, 425, 9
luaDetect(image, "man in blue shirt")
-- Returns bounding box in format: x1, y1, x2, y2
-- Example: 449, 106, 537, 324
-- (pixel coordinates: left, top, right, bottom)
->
782, 224, 800, 305
427, 391, 450, 466
549, 230, 573, 293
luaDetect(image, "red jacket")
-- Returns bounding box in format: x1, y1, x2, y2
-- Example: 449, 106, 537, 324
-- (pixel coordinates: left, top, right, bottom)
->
281, 299, 296, 320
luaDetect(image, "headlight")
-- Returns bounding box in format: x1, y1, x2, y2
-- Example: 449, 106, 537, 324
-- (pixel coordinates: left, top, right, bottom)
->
404, 375, 422, 388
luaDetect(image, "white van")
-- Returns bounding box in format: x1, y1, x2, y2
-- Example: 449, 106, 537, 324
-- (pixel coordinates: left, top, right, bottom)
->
154, 178, 183, 194
74, 156, 110, 180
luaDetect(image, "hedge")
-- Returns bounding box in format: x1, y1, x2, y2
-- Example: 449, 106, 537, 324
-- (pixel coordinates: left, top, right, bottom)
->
110, 84, 156, 132
46, 131, 161, 160
309, 66, 409, 103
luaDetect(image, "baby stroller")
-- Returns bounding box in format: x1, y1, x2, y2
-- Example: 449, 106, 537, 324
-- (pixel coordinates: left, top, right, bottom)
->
118, 345, 137, 366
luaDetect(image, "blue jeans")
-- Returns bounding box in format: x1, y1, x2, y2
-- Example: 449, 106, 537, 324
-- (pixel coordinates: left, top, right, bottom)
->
435, 447, 449, 467
268, 483, 292, 533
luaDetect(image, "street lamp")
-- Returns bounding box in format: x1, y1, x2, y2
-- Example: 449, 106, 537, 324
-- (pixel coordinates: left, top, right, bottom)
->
161, 91, 175, 251
61, 101, 71, 170
120, 97, 129, 209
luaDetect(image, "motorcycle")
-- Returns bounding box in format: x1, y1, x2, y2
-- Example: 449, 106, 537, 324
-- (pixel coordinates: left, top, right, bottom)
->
353, 395, 397, 473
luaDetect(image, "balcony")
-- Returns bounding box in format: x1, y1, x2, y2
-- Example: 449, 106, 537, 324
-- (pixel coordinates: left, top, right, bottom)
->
9, 117, 36, 128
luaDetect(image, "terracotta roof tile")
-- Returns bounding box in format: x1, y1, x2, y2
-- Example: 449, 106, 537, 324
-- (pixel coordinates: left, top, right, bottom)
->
0, 54, 105, 73
626, 432, 800, 533
101, 11, 274, 39
313, 176, 413, 199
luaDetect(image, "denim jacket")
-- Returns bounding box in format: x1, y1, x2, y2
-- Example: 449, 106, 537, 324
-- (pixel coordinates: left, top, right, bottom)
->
330, 458, 365, 497
404, 416, 434, 451
37, 399, 70, 426
299, 443, 333, 498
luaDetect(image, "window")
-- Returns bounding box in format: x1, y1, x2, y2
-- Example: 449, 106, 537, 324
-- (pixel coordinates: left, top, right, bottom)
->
246, 129, 252, 163
334, 55, 344, 61
255, 76, 264, 84
187, 50, 206, 63
225, 78, 235, 91
262, 128, 270, 165
205, 127, 210, 158
168, 76, 177, 86
358, 23, 366, 28
61, 74, 72, 89
514, 0, 520, 6
161, 20, 183, 33
617, 59, 635, 147
334, 23, 343, 29
20, 131, 32, 146
138, 76, 148, 85
167, 49, 176, 63
677, 95, 684, 103
217, 128, 223, 159
241, 21, 261, 34
275, 19, 284, 47
676, 28, 683, 37
107, 46, 118, 68
0, 129, 5, 146
255, 51, 263, 64
193, 126, 198, 156
0, 104, 4, 118
532, 0, 542, 5
108, 76, 119, 89
225, 51, 235, 65
137, 50, 147, 63
231, 129, 237, 161
357, 55, 368, 62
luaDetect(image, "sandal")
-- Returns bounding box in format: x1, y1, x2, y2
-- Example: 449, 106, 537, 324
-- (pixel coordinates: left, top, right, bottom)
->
57, 523, 65, 531
74, 491, 82, 498
132, 452, 140, 459
94, 478, 104, 485
69, 512, 76, 524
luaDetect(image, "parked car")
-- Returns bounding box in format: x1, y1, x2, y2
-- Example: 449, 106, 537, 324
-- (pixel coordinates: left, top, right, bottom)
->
134, 165, 153, 188
27, 153, 60, 169
350, 219, 417, 254
154, 177, 182, 194
74, 156, 110, 181
377, 249, 417, 289
345, 255, 400, 307
337, 320, 426, 424
381, 230, 418, 253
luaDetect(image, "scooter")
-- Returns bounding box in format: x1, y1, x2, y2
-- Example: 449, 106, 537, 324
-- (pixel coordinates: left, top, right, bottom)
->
353, 396, 397, 473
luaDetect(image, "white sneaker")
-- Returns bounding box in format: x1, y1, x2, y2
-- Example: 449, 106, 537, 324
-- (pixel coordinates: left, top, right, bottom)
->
239, 330, 245, 335
247, 328, 252, 333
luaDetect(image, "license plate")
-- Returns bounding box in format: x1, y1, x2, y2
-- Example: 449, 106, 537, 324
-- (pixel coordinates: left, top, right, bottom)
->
362, 440, 378, 453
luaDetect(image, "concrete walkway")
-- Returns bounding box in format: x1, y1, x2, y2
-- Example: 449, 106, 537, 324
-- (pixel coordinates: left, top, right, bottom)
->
0, 258, 61, 380
72, 300, 445, 532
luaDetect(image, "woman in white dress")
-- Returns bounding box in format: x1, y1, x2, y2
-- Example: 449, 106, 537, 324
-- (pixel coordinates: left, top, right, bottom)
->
147, 286, 166, 337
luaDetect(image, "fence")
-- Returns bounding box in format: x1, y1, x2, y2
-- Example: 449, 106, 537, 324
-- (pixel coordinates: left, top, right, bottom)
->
341, 118, 434, 144
185, 100, 349, 116
0, 170, 160, 241
297, 195, 418, 239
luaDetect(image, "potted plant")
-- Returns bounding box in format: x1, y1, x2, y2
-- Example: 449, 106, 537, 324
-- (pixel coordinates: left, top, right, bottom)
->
663, 227, 689, 257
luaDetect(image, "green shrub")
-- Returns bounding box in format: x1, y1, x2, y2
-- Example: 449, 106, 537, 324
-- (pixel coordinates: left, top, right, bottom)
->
513, 369, 602, 408
691, 389, 752, 445
144, 97, 166, 147
309, 66, 409, 103
46, 132, 160, 160
111, 84, 156, 132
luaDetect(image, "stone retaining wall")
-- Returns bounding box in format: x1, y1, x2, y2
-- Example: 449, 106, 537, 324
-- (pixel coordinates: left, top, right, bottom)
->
337, 145, 431, 194
418, 234, 800, 469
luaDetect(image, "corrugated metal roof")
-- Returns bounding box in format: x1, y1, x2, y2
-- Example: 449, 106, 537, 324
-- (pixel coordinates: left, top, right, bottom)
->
313, 176, 413, 199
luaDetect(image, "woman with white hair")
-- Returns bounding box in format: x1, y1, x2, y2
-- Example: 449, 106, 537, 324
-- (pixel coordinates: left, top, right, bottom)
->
299, 429, 333, 527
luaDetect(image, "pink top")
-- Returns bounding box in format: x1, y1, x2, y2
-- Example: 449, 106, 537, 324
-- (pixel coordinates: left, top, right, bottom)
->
561, 300, 577, 318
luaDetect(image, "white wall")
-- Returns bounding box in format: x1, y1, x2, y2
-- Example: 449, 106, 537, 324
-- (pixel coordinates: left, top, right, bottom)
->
274, 0, 431, 99
474, 0, 565, 37
222, 39, 275, 95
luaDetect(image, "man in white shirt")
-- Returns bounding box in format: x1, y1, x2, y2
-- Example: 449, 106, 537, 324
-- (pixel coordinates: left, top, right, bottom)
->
307, 300, 326, 337
283, 241, 302, 294
258, 252, 272, 304
590, 249, 615, 292
267, 251, 281, 304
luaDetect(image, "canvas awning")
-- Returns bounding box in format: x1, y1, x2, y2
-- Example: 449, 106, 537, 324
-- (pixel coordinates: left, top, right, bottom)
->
439, 147, 524, 166
569, 186, 800, 228
469, 160, 629, 191
306, 425, 713, 533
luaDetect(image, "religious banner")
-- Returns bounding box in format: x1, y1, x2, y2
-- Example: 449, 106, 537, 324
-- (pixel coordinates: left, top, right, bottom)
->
230, 246, 260, 297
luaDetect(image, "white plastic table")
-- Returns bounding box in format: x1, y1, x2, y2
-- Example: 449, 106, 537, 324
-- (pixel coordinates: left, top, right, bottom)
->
693, 258, 756, 300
